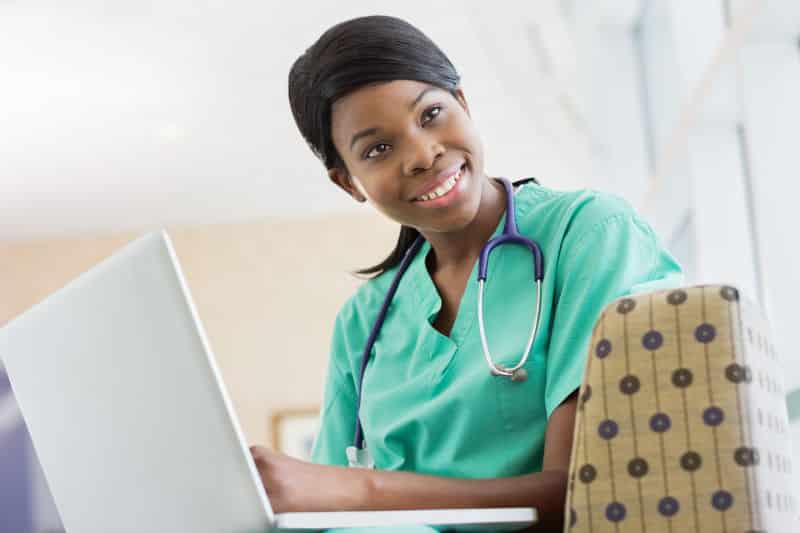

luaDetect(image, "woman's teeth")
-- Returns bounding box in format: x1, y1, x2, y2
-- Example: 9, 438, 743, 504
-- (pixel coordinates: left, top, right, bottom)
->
416, 168, 463, 202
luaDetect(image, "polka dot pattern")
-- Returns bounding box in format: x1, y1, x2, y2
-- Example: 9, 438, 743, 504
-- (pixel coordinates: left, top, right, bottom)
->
680, 451, 702, 472
695, 323, 717, 343
579, 464, 597, 483
649, 413, 671, 433
619, 375, 640, 395
734, 447, 759, 467
703, 406, 725, 427
628, 457, 649, 478
642, 330, 664, 350
579, 384, 591, 409
616, 298, 636, 314
712, 490, 734, 511
672, 367, 693, 388
667, 289, 688, 305
605, 502, 626, 522
720, 286, 739, 301
595, 339, 612, 359
658, 496, 680, 517
725, 363, 749, 384
598, 419, 619, 440
566, 285, 794, 532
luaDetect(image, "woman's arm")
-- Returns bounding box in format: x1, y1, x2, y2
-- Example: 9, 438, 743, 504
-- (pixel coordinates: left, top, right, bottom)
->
250, 393, 577, 530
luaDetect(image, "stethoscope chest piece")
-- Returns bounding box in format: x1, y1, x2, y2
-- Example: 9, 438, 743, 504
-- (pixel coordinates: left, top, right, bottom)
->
490, 365, 529, 382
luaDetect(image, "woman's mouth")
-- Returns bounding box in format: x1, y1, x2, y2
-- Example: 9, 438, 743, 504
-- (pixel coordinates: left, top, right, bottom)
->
413, 164, 467, 203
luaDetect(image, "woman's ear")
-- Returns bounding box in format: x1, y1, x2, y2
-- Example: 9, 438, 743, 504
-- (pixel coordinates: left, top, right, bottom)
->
328, 167, 367, 203
454, 87, 471, 117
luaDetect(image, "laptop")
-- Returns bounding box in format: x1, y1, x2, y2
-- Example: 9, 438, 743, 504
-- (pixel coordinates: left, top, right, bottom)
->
0, 231, 537, 532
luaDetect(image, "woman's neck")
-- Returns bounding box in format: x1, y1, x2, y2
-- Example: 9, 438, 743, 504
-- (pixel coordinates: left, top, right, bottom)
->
421, 176, 506, 274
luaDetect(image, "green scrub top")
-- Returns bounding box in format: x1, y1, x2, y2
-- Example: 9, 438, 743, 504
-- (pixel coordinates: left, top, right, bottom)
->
312, 181, 683, 479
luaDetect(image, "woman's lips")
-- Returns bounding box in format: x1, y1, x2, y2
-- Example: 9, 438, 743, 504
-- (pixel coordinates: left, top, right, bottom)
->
412, 163, 467, 202
412, 163, 468, 208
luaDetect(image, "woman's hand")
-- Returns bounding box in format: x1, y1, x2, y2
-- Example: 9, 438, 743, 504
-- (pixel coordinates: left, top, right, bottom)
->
249, 398, 576, 526
248, 445, 370, 512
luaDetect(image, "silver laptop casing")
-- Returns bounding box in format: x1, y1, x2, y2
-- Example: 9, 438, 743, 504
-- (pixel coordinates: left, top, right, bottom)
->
0, 232, 536, 532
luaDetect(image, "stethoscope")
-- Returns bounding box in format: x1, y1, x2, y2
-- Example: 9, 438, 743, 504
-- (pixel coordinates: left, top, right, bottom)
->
346, 177, 544, 468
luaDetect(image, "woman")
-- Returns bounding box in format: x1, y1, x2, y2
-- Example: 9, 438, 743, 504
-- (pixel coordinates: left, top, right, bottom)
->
249, 15, 682, 530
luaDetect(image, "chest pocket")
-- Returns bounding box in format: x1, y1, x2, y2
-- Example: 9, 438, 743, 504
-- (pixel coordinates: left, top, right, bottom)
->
481, 243, 549, 431
494, 352, 548, 430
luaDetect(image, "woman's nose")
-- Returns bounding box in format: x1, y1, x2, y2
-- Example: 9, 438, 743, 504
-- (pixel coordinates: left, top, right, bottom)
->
403, 134, 445, 175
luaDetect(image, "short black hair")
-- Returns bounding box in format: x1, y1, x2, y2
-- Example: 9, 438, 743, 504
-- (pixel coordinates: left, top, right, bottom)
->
288, 15, 462, 277
288, 15, 461, 171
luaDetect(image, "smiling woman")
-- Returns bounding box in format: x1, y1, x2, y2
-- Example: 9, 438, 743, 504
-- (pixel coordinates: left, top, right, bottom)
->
328, 79, 488, 239
287, 16, 473, 278
244, 14, 684, 530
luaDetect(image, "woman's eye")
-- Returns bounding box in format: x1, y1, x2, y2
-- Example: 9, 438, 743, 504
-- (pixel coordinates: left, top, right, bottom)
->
365, 143, 391, 160
421, 105, 442, 126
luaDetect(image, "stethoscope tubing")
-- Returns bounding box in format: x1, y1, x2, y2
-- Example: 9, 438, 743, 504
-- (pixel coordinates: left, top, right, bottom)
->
352, 235, 425, 450
478, 279, 542, 377
351, 177, 544, 453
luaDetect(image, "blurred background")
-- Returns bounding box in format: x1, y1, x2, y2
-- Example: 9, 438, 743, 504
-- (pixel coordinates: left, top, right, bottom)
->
1, 0, 798, 530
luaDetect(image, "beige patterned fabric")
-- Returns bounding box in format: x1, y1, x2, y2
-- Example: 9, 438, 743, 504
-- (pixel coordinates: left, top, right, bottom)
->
564, 285, 796, 532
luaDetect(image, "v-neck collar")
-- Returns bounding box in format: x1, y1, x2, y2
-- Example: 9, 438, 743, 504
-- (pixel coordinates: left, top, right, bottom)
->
408, 201, 512, 347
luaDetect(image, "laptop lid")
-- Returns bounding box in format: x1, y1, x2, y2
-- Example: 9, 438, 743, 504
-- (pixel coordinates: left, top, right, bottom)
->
0, 231, 274, 533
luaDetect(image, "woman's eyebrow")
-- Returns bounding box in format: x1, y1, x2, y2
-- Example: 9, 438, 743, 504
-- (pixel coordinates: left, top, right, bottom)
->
409, 87, 439, 110
350, 127, 379, 151
349, 88, 442, 151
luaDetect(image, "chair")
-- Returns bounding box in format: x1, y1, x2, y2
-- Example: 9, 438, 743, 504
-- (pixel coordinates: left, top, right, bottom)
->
565, 284, 796, 532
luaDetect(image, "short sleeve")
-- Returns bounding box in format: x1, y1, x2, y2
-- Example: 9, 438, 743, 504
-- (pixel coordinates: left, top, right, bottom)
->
544, 210, 683, 418
310, 310, 358, 466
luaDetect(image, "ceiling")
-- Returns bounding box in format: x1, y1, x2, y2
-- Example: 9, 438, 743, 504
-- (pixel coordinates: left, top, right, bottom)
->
0, 0, 592, 241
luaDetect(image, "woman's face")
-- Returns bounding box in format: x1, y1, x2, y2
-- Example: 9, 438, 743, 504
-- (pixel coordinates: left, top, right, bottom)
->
328, 80, 487, 234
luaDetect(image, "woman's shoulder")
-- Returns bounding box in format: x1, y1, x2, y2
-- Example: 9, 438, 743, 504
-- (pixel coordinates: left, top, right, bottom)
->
333, 265, 400, 335
516, 180, 645, 245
